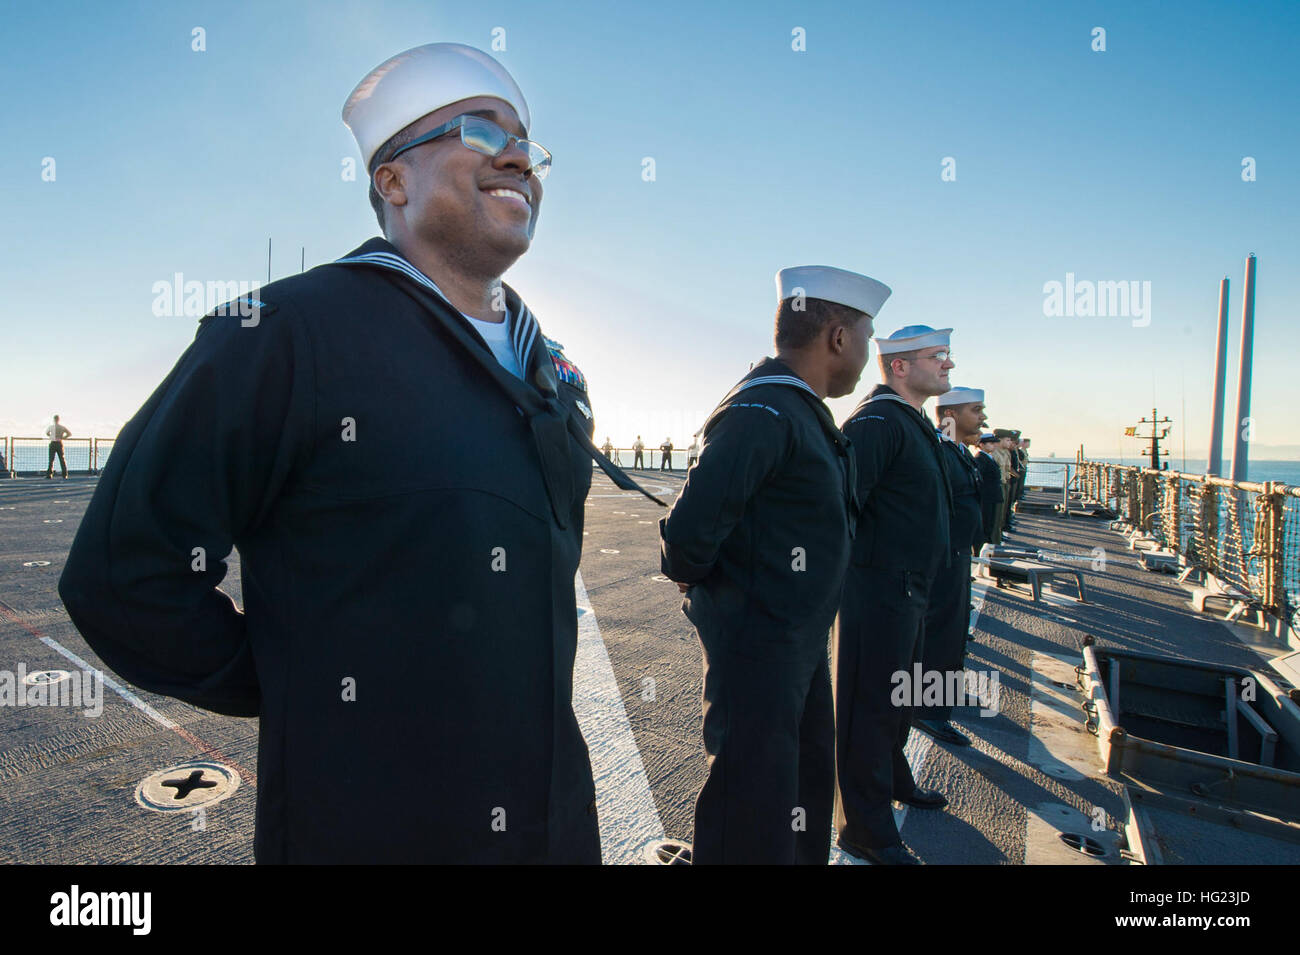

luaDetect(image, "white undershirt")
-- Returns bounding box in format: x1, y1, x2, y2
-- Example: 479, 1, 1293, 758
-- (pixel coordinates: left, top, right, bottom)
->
461, 310, 524, 380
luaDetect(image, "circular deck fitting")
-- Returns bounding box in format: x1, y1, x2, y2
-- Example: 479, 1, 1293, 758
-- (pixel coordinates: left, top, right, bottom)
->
651, 575, 671, 583
599, 549, 620, 555
43, 519, 63, 524
23, 561, 51, 567
643, 838, 693, 865
1058, 832, 1106, 857
135, 761, 241, 813
23, 670, 71, 687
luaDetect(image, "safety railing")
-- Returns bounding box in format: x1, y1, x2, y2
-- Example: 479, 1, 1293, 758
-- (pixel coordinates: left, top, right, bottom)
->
1024, 458, 1073, 512
1077, 460, 1299, 629
1, 437, 116, 477
599, 448, 695, 471
0, 438, 672, 476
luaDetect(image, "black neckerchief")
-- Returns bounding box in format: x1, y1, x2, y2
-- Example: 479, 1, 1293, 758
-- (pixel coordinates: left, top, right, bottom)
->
332, 240, 666, 522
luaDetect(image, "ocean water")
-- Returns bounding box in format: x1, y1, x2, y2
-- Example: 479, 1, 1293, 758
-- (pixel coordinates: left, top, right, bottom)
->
1026, 458, 1300, 489
1090, 458, 1300, 487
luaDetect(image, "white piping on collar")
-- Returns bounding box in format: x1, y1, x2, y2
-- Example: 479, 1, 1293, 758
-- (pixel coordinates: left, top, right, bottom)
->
734, 374, 821, 400
336, 249, 538, 373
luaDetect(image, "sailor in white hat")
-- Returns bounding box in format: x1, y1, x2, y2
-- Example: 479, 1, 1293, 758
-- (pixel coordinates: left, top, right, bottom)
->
62, 42, 664, 866
973, 429, 1006, 547
914, 387, 989, 747
661, 265, 889, 864
833, 324, 957, 864
342, 41, 548, 315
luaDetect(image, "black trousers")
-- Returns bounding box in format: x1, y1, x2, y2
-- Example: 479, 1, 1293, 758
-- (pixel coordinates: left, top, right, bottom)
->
834, 566, 931, 849
693, 641, 835, 864
633, 450, 644, 468
916, 550, 972, 723
660, 452, 671, 470
46, 441, 67, 476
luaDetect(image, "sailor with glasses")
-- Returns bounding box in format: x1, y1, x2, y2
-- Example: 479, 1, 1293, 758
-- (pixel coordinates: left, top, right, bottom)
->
833, 325, 956, 865
60, 42, 658, 864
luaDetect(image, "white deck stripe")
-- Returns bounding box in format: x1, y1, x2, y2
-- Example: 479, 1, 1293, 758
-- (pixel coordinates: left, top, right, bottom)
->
970, 576, 988, 632
571, 571, 667, 864
37, 635, 178, 730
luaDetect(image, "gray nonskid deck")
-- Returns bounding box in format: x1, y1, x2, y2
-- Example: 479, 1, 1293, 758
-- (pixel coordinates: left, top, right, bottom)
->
1, 475, 1293, 863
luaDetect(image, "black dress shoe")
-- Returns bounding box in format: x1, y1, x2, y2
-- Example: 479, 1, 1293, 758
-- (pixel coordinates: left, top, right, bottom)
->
894, 786, 948, 809
837, 838, 922, 865
914, 719, 972, 746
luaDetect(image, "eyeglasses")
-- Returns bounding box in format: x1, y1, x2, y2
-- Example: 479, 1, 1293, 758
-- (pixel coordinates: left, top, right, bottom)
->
901, 350, 951, 363
384, 115, 552, 180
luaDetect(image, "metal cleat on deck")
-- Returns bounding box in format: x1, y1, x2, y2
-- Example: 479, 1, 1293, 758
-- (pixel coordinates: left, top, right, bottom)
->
1138, 549, 1179, 573
1070, 499, 1117, 519
1190, 578, 1267, 628
1126, 533, 1161, 552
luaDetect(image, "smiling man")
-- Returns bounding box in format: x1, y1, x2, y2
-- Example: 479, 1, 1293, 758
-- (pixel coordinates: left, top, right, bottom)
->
58, 43, 656, 863
833, 324, 956, 865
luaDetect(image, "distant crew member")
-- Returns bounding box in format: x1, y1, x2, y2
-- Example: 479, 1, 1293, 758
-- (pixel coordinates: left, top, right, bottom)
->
45, 415, 71, 479
60, 42, 662, 864
601, 436, 614, 461
659, 437, 674, 470
990, 430, 1015, 538
975, 432, 1004, 548
634, 435, 645, 469
835, 324, 955, 866
995, 429, 1020, 532
686, 432, 700, 469
1016, 437, 1031, 504
914, 387, 986, 747
662, 265, 890, 864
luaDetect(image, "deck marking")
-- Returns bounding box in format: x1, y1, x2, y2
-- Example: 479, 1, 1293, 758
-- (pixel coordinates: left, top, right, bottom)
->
572, 571, 667, 864
970, 577, 988, 633
0, 600, 257, 786
35, 634, 178, 729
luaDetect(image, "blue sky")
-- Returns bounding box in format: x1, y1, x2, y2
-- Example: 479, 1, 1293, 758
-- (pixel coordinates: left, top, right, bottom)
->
3, 0, 1297, 461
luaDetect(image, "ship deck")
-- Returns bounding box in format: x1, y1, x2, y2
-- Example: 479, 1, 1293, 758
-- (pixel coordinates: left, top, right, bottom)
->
1, 473, 1295, 865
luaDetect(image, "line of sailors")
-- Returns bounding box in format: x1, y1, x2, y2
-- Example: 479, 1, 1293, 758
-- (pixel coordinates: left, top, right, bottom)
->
599, 436, 702, 470
660, 265, 1031, 865
55, 41, 1038, 865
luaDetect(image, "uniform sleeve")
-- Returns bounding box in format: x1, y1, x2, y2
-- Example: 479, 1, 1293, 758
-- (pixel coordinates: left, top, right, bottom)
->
659, 403, 791, 583
842, 411, 904, 503
58, 304, 315, 717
